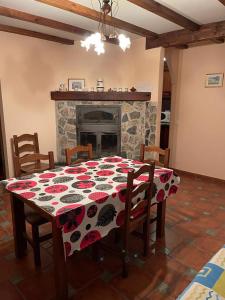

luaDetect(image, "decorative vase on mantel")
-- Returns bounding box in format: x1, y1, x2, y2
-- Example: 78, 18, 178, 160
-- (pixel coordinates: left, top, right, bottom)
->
96, 78, 104, 92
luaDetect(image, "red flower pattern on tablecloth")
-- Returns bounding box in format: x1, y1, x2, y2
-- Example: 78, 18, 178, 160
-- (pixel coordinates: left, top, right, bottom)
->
96, 170, 115, 176
76, 175, 91, 181
45, 185, 68, 194
159, 170, 172, 183
169, 185, 178, 195
136, 175, 149, 182
156, 189, 165, 202
80, 230, 101, 249
117, 163, 129, 168
72, 181, 96, 189
116, 183, 127, 202
65, 167, 87, 174
88, 192, 109, 204
7, 180, 37, 191
39, 173, 56, 179
56, 204, 85, 233
85, 161, 99, 167
20, 192, 36, 199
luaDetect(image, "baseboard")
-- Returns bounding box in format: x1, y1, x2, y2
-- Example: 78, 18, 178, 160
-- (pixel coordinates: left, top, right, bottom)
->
173, 168, 225, 184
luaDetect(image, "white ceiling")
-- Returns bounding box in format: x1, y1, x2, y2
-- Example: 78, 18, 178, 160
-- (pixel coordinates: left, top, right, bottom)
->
0, 0, 225, 42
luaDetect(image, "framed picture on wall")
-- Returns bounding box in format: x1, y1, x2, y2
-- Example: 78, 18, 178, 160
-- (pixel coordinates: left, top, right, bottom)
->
205, 73, 224, 88
68, 79, 85, 91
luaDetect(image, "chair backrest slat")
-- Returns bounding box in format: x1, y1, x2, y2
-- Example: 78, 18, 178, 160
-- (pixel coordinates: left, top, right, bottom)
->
140, 144, 170, 168
13, 133, 40, 157
18, 144, 36, 155
19, 153, 51, 164
65, 144, 93, 165
13, 151, 55, 177
131, 182, 150, 199
130, 199, 148, 219
124, 163, 155, 231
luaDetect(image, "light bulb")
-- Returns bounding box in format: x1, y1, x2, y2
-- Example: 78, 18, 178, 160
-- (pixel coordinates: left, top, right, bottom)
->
95, 40, 105, 55
81, 32, 105, 55
118, 34, 131, 52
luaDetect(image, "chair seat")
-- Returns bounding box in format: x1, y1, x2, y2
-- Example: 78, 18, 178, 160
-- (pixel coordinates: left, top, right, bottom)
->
24, 205, 48, 226
21, 163, 49, 174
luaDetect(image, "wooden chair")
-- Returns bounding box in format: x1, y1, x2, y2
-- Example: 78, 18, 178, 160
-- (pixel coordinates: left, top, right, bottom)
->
140, 144, 170, 168
12, 133, 51, 175
140, 144, 170, 241
65, 144, 93, 165
13, 151, 55, 267
122, 163, 155, 277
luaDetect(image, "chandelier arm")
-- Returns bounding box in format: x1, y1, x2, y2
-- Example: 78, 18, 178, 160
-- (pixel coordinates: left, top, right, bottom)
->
81, 0, 131, 54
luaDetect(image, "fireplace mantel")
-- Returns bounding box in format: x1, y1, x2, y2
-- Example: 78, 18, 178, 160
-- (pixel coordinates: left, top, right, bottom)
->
51, 91, 151, 101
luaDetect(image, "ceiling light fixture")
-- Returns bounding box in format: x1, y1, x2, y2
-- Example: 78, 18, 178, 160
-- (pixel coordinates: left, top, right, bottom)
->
81, 0, 131, 55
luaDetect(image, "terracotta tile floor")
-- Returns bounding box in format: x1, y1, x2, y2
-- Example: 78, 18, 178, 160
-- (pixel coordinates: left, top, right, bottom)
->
0, 173, 225, 300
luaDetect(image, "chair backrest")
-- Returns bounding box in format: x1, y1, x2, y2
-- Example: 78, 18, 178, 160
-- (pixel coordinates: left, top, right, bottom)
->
124, 163, 155, 232
12, 133, 40, 158
140, 144, 170, 168
65, 144, 93, 165
13, 152, 55, 177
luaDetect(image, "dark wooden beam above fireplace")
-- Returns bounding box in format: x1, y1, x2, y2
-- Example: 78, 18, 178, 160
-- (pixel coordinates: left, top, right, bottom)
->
218, 0, 225, 6
51, 91, 151, 101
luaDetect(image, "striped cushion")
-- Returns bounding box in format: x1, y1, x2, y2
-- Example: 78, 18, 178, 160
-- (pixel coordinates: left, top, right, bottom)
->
178, 245, 225, 300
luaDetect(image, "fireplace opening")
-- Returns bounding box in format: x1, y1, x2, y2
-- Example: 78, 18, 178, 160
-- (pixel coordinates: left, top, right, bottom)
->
77, 105, 121, 158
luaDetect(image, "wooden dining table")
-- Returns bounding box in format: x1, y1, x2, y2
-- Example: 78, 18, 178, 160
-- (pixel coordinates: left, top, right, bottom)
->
2, 156, 180, 300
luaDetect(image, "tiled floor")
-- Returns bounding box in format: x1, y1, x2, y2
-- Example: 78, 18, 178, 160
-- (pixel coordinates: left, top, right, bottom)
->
0, 173, 225, 300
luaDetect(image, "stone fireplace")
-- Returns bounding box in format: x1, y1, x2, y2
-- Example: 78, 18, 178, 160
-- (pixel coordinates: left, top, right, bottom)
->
55, 100, 157, 162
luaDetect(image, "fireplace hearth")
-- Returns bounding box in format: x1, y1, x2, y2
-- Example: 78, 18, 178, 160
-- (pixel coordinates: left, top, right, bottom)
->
77, 105, 121, 157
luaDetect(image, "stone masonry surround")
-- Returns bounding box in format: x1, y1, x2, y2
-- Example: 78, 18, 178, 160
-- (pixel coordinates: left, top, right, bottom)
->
56, 100, 157, 162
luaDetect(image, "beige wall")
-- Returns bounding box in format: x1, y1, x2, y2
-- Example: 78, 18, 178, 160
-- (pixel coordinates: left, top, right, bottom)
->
0, 32, 163, 176
167, 44, 225, 180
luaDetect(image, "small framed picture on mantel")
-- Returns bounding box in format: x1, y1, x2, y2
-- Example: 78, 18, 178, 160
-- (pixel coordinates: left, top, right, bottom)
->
205, 73, 224, 88
68, 79, 85, 91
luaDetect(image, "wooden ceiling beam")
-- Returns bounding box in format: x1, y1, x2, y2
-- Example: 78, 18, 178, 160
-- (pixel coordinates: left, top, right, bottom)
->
218, 0, 225, 6
0, 6, 119, 45
127, 0, 200, 31
211, 38, 224, 43
0, 5, 92, 36
35, 0, 158, 38
0, 23, 74, 44
176, 44, 189, 49
146, 20, 225, 49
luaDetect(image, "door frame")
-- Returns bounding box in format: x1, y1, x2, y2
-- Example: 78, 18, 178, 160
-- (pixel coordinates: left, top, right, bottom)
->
0, 82, 8, 179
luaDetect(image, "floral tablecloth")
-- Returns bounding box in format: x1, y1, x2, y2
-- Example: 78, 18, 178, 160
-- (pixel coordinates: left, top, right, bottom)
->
3, 156, 180, 256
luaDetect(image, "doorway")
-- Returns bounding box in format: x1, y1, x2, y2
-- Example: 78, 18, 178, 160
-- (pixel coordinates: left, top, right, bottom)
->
160, 59, 171, 150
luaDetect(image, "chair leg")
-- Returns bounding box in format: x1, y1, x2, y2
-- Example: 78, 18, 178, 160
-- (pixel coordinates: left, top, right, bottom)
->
143, 220, 151, 257
156, 201, 166, 240
31, 225, 41, 267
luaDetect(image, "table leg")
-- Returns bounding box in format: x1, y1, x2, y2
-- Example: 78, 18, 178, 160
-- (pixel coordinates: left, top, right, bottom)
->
156, 200, 166, 239
10, 194, 27, 258
52, 221, 68, 300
